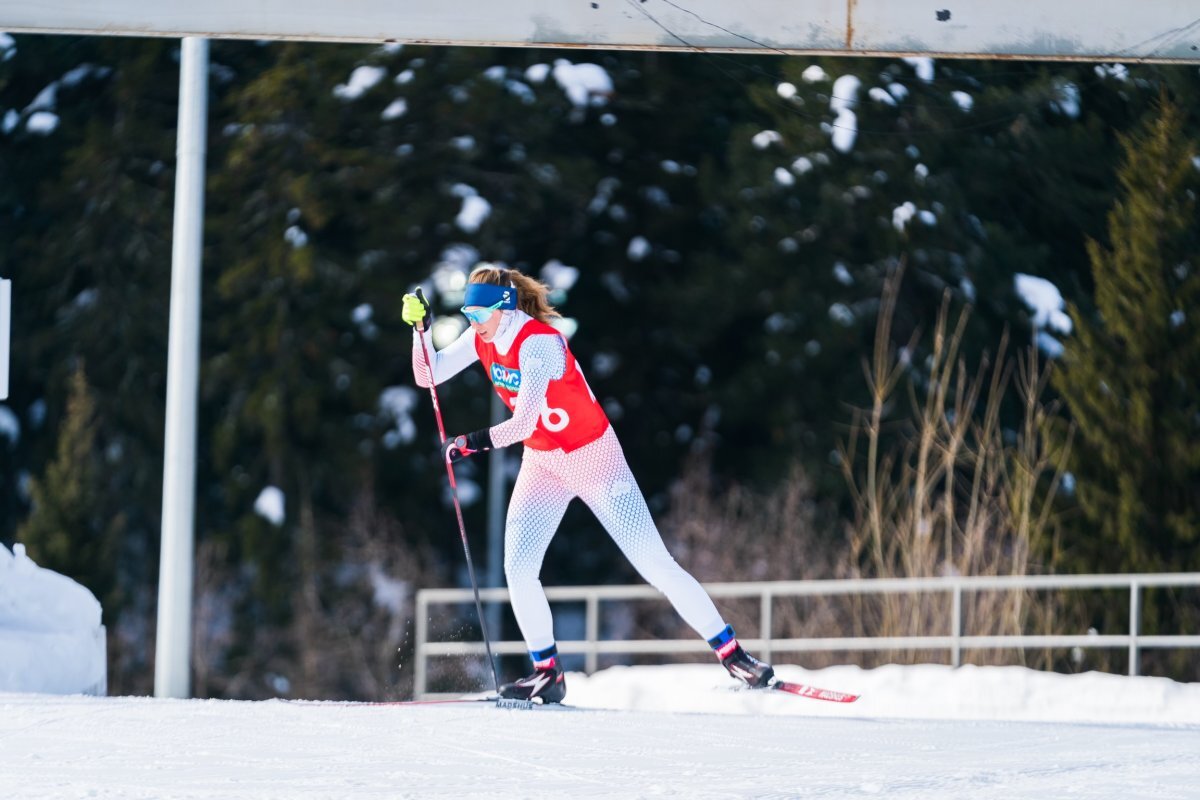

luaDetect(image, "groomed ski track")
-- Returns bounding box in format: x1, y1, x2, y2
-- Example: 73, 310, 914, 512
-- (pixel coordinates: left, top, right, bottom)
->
3, 664, 1199, 799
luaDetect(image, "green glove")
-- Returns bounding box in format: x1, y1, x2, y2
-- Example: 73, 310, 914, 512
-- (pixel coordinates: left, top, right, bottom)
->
401, 292, 431, 330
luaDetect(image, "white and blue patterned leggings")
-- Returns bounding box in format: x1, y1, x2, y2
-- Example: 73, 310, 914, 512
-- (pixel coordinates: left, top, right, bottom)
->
504, 426, 728, 656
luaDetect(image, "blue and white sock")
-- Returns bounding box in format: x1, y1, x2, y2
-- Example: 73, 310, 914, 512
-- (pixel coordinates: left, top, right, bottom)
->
707, 625, 740, 660
530, 643, 558, 670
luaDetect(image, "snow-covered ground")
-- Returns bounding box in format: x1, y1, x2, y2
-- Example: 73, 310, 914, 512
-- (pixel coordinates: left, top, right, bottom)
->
3, 663, 1199, 799
3, 542, 1197, 797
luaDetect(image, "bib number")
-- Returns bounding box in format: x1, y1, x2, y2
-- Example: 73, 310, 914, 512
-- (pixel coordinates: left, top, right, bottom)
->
511, 396, 571, 432
541, 404, 570, 432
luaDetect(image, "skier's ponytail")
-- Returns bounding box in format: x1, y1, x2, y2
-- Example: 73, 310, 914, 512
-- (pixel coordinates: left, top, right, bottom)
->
468, 265, 561, 324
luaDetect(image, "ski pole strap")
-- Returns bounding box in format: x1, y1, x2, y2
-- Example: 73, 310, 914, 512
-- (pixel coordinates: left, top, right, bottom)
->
464, 428, 494, 452
706, 625, 737, 650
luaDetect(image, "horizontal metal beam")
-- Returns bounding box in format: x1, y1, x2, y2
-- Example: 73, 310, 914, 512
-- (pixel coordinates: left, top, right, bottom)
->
2, 0, 1199, 63
421, 634, 1200, 657
418, 572, 1200, 604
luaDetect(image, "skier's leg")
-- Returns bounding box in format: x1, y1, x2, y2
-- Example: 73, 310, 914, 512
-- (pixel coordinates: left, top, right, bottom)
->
571, 429, 727, 641
570, 429, 774, 686
504, 457, 573, 658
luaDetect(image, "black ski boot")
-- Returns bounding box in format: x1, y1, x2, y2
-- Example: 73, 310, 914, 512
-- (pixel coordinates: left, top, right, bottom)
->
721, 645, 775, 688
498, 661, 566, 704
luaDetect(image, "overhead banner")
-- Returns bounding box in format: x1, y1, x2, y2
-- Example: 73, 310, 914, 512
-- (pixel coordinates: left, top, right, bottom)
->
1, 0, 1198, 63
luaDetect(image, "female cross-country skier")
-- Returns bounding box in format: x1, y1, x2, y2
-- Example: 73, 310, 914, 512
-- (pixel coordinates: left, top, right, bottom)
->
403, 265, 774, 703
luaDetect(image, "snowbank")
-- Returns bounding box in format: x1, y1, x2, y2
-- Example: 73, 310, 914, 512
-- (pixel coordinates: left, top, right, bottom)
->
568, 662, 1200, 726
0, 543, 106, 695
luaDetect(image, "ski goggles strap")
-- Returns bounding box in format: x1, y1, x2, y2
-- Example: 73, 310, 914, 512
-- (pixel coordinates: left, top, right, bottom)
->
462, 282, 518, 311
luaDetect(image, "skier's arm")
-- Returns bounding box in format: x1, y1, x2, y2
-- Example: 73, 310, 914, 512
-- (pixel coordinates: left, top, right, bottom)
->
488, 334, 566, 448
412, 326, 479, 388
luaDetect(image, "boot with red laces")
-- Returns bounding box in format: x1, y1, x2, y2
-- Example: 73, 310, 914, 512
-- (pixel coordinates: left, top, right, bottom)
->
709, 625, 775, 688
499, 656, 566, 704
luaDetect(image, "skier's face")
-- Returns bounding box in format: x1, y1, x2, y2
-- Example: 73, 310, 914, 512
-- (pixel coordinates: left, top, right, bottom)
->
466, 306, 504, 342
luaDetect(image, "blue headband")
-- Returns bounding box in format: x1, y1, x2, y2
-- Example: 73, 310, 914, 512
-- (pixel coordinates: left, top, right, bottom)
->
463, 282, 518, 310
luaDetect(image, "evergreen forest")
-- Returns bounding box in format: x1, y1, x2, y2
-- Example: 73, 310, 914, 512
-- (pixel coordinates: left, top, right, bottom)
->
1, 32, 1197, 696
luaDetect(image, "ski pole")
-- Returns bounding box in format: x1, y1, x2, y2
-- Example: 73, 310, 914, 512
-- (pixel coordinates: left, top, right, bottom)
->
413, 288, 502, 694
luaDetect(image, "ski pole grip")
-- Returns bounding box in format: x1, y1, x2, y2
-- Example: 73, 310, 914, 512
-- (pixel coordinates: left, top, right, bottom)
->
414, 287, 432, 330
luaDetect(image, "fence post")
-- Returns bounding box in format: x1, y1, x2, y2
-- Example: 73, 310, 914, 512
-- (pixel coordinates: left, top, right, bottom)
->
951, 581, 963, 668
586, 593, 599, 675
1129, 581, 1140, 677
414, 591, 428, 697
760, 591, 773, 664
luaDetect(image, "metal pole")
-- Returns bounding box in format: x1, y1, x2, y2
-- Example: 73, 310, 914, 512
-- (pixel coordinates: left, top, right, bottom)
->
154, 36, 208, 699
414, 592, 428, 698
0, 279, 11, 400
1129, 581, 1140, 677
760, 591, 773, 665
585, 593, 599, 675
951, 582, 963, 668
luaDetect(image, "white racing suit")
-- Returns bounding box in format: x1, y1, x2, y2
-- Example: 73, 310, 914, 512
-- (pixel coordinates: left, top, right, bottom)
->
414, 310, 729, 657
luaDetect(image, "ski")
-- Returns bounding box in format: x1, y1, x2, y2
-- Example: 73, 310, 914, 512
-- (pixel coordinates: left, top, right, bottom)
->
285, 697, 492, 707
284, 696, 542, 709
770, 680, 859, 703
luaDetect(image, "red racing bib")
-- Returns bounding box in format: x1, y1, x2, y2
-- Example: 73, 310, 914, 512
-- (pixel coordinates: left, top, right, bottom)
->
474, 318, 609, 452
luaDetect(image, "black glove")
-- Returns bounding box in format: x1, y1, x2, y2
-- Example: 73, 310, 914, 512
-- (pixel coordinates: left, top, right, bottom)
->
443, 429, 494, 464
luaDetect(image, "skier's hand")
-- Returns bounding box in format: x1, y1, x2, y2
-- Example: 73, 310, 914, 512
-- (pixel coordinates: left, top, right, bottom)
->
443, 429, 493, 464
402, 292, 431, 330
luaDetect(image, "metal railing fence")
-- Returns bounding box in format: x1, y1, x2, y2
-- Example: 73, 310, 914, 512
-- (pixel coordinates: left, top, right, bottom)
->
413, 573, 1200, 698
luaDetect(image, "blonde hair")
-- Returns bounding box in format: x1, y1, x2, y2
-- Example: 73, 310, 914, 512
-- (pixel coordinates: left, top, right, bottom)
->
468, 265, 561, 324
